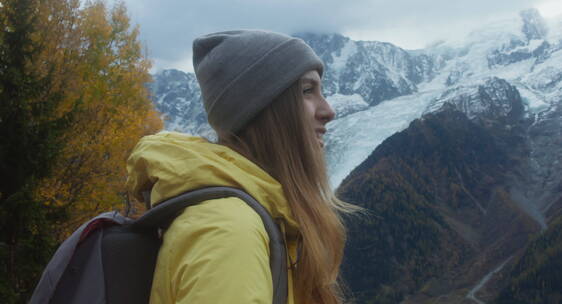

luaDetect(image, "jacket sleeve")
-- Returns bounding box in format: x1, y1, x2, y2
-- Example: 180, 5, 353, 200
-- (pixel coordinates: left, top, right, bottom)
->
149, 197, 273, 304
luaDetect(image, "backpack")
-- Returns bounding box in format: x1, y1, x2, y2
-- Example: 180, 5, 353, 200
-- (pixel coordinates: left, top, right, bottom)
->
30, 186, 288, 304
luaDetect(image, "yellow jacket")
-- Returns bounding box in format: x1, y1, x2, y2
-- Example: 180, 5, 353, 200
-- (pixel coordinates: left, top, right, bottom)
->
126, 132, 300, 304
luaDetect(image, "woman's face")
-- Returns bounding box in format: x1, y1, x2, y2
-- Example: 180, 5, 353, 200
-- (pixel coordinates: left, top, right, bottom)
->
300, 70, 335, 148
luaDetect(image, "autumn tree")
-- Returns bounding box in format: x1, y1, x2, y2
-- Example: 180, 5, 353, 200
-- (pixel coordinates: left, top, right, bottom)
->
0, 0, 162, 301
35, 1, 162, 234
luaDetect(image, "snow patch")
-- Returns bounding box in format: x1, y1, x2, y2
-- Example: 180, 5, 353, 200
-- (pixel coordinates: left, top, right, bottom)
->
491, 58, 535, 79
528, 39, 545, 51
545, 17, 562, 43
517, 86, 549, 112
326, 93, 369, 118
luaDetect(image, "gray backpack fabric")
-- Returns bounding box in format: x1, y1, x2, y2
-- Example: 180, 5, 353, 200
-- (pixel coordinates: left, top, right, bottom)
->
30, 186, 288, 304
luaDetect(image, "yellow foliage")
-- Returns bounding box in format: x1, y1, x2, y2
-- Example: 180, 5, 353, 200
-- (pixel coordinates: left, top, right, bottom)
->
33, 0, 162, 237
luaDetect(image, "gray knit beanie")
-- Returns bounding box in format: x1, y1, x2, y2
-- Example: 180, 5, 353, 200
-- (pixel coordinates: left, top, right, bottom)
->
192, 30, 324, 133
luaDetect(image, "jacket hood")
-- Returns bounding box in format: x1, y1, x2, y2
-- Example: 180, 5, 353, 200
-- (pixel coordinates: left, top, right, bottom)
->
126, 132, 299, 233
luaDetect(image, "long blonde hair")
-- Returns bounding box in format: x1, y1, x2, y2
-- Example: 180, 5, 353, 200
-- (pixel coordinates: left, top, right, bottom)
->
218, 78, 356, 304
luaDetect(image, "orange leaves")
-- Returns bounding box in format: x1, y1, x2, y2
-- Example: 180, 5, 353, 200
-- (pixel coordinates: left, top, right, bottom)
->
33, 0, 162, 237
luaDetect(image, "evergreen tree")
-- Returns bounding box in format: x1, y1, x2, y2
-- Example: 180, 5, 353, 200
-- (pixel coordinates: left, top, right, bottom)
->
0, 0, 69, 301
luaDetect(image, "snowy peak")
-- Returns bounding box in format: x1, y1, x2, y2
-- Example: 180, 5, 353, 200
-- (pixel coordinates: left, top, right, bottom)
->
297, 33, 438, 106
520, 9, 548, 41
428, 77, 524, 122
425, 9, 559, 75
294, 33, 350, 66
150, 68, 198, 100
149, 69, 214, 137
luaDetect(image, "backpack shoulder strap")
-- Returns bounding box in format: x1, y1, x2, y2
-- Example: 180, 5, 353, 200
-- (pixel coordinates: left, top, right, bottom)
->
134, 186, 288, 304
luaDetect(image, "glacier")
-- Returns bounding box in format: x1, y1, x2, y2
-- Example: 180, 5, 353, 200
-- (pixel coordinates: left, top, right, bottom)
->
326, 89, 441, 187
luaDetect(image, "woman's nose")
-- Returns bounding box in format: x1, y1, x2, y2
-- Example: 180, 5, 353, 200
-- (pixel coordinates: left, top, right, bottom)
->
318, 96, 336, 123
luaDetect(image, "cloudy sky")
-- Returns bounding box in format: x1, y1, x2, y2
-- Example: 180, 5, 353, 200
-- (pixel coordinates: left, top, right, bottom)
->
112, 0, 562, 73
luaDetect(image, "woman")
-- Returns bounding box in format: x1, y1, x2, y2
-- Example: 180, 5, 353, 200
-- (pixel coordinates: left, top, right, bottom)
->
126, 30, 356, 304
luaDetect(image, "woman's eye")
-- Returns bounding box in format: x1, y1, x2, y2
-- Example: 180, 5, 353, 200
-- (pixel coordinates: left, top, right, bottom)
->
303, 87, 313, 94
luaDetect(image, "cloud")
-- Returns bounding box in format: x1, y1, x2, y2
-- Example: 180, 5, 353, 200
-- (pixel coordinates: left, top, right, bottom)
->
116, 0, 549, 72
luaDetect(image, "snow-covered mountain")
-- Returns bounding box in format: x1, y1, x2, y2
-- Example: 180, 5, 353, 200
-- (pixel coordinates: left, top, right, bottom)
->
149, 8, 561, 189
294, 32, 440, 105
326, 8, 562, 187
